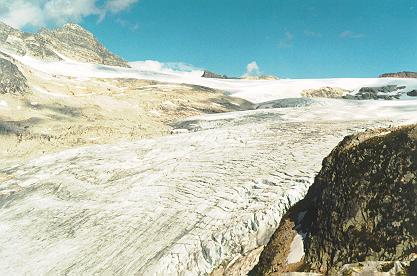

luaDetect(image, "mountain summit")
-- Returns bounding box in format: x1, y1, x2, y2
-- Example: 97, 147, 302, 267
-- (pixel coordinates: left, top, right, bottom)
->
0, 21, 129, 67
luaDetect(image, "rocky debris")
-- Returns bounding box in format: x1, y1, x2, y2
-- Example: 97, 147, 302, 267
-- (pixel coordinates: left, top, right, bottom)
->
343, 85, 405, 100
0, 21, 128, 67
379, 71, 417, 78
252, 124, 417, 275
0, 56, 28, 95
202, 70, 229, 79
339, 257, 417, 275
301, 87, 349, 99
407, 90, 417, 97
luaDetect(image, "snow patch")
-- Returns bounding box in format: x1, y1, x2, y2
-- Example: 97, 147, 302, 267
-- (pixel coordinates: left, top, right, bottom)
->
287, 234, 305, 264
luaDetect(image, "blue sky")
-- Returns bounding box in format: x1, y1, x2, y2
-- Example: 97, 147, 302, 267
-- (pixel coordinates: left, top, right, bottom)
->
2, 0, 417, 78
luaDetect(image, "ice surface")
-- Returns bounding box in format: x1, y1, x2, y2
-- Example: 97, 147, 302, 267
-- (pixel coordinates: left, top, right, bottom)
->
1, 100, 416, 275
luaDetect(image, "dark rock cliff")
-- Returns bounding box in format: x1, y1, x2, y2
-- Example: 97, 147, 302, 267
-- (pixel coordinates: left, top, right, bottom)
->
252, 125, 417, 275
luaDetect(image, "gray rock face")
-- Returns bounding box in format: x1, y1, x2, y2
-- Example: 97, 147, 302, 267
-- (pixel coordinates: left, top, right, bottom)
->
0, 21, 128, 67
379, 71, 417, 78
302, 125, 417, 274
343, 85, 405, 100
0, 56, 28, 95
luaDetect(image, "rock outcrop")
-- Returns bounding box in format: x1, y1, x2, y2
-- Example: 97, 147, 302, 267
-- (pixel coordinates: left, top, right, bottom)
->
343, 85, 405, 100
301, 87, 349, 99
0, 21, 128, 67
407, 90, 417, 97
252, 124, 417, 275
379, 71, 417, 78
202, 70, 229, 79
0, 56, 28, 95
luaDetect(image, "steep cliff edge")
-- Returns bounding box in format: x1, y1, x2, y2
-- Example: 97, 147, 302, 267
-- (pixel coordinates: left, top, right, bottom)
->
252, 125, 417, 275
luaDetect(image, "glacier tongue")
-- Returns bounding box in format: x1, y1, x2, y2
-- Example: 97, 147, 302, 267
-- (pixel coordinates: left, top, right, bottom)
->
0, 103, 415, 275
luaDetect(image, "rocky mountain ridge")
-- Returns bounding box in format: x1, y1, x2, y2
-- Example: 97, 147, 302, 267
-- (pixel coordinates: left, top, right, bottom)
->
0, 21, 128, 67
379, 71, 417, 78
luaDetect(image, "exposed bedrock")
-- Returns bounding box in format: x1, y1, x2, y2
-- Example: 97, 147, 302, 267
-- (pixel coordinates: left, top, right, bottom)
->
301, 87, 350, 99
252, 124, 417, 275
0, 55, 28, 95
343, 85, 406, 100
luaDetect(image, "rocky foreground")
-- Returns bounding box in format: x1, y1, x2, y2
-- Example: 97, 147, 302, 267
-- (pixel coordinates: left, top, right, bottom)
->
252, 125, 417, 275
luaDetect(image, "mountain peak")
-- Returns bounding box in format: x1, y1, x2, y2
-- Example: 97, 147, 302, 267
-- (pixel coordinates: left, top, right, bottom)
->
0, 21, 129, 67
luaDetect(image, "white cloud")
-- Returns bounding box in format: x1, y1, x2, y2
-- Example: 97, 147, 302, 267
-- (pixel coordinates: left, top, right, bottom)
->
129, 60, 201, 74
278, 31, 294, 48
44, 0, 100, 26
243, 61, 261, 77
0, 0, 139, 29
106, 0, 138, 13
339, 30, 365, 39
0, 1, 45, 29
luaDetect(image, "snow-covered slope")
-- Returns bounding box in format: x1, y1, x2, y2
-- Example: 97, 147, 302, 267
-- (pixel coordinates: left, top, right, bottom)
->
1, 100, 416, 275
9, 53, 417, 103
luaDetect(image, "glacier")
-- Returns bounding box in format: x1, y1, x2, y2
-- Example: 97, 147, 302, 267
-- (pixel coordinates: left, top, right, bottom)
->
1, 99, 416, 275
